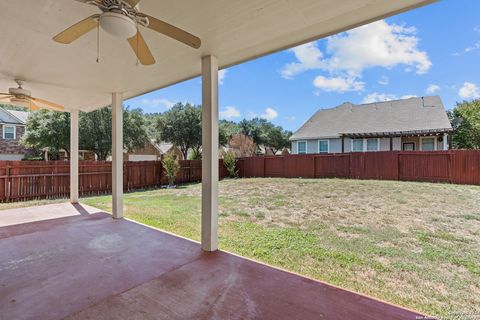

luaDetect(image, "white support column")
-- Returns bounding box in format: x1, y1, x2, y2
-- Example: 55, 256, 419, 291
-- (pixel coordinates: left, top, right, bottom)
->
70, 109, 79, 203
112, 92, 123, 219
443, 133, 449, 150
201, 56, 219, 252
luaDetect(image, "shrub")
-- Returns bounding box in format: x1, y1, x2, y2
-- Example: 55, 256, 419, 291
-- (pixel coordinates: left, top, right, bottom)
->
223, 151, 238, 178
162, 153, 180, 186
189, 148, 202, 160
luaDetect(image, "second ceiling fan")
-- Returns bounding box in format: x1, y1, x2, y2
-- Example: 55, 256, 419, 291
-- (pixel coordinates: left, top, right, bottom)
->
53, 0, 201, 65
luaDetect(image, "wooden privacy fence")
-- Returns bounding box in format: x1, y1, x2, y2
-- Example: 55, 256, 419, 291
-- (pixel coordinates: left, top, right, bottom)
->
0, 160, 227, 202
0, 150, 478, 202
236, 150, 480, 185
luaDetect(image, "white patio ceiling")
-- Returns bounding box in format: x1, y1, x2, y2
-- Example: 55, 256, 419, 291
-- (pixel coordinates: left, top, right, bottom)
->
0, 0, 435, 112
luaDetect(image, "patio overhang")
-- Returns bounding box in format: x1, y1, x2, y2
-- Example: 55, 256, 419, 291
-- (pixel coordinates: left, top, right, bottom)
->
341, 128, 454, 139
1, 0, 436, 112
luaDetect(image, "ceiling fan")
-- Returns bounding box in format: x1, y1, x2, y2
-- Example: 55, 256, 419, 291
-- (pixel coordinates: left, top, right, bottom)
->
53, 0, 201, 65
0, 80, 64, 112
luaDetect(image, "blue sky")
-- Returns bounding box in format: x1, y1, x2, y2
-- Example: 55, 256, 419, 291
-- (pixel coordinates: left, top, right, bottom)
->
126, 0, 480, 132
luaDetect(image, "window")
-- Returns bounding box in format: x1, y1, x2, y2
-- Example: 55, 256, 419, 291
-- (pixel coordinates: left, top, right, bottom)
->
318, 140, 329, 153
421, 137, 435, 151
352, 139, 363, 152
403, 142, 415, 151
366, 138, 379, 151
298, 141, 307, 154
3, 125, 15, 139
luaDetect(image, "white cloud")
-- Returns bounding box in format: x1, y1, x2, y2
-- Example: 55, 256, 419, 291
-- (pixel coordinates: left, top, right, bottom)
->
285, 115, 296, 122
474, 26, 480, 33
426, 84, 440, 94
459, 82, 480, 100
219, 106, 240, 119
454, 42, 480, 56
361, 93, 416, 104
261, 107, 278, 120
281, 20, 430, 93
281, 42, 324, 79
313, 75, 364, 93
378, 76, 389, 86
218, 69, 227, 85
325, 20, 431, 75
362, 93, 398, 104
140, 98, 175, 109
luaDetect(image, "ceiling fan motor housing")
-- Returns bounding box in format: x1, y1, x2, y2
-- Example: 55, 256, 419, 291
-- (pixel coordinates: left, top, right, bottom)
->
9, 87, 31, 98
100, 11, 137, 38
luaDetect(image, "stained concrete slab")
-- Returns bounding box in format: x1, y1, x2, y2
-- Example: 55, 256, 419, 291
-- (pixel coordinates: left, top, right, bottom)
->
0, 203, 424, 320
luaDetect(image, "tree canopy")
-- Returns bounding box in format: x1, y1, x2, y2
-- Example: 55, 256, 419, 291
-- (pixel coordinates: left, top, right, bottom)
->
22, 107, 149, 160
22, 110, 71, 157
154, 103, 202, 159
448, 99, 480, 149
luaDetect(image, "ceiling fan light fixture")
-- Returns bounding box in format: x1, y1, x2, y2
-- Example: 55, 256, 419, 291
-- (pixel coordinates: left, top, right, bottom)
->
99, 12, 137, 39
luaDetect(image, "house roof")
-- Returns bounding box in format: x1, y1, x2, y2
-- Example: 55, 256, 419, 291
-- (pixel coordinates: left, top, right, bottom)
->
0, 0, 435, 112
290, 96, 453, 140
0, 107, 29, 125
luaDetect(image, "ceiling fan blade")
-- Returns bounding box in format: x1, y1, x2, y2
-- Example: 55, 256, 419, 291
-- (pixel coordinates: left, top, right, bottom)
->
30, 97, 65, 111
28, 100, 41, 111
127, 31, 155, 65
53, 14, 100, 44
140, 14, 201, 49
124, 0, 142, 7
0, 94, 13, 102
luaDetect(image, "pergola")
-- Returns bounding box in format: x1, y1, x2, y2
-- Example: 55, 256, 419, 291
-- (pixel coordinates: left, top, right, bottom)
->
0, 0, 436, 254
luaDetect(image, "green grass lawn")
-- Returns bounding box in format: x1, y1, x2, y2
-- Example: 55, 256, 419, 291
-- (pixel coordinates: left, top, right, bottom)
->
2, 178, 479, 317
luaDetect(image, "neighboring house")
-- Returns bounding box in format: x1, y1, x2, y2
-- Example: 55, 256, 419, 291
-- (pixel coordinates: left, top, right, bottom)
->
0, 107, 34, 160
290, 96, 453, 154
123, 140, 185, 161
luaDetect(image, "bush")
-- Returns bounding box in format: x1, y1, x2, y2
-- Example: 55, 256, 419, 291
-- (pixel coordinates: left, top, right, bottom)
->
189, 148, 202, 160
223, 151, 238, 178
162, 153, 180, 186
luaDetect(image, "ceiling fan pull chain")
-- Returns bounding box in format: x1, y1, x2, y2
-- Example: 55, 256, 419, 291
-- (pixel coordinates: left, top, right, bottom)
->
96, 21, 100, 63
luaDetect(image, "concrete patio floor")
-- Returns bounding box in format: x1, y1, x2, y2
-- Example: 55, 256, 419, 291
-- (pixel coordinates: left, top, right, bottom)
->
0, 203, 423, 320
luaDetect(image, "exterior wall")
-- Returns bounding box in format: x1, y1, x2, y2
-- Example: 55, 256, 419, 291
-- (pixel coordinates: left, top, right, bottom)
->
401, 135, 445, 151
291, 141, 298, 154
0, 125, 32, 157
293, 137, 401, 153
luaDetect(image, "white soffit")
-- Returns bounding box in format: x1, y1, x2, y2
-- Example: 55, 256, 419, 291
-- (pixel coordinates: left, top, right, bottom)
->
0, 0, 436, 112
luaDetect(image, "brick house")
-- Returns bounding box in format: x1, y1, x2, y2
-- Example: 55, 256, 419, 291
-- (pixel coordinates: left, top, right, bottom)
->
0, 107, 34, 160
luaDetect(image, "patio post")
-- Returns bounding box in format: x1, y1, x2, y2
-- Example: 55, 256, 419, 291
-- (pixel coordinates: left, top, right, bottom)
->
201, 55, 219, 251
112, 92, 123, 219
443, 133, 448, 150
70, 109, 79, 203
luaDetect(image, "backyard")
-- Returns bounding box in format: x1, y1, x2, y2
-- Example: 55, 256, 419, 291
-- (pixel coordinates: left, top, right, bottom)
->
1, 178, 479, 317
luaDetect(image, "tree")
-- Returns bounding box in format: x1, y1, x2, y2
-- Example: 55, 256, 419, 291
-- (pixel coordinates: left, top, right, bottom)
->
22, 110, 70, 158
155, 103, 202, 159
23, 107, 148, 161
448, 99, 480, 149
265, 126, 292, 154
80, 107, 149, 160
219, 120, 240, 146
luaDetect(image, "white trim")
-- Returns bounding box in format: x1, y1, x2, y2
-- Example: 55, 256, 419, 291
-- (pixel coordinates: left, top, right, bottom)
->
443, 133, 448, 150
419, 136, 437, 151
297, 140, 307, 154
318, 139, 329, 153
2, 124, 16, 139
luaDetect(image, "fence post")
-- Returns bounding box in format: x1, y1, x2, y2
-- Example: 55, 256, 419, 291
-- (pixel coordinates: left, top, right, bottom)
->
5, 165, 10, 202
